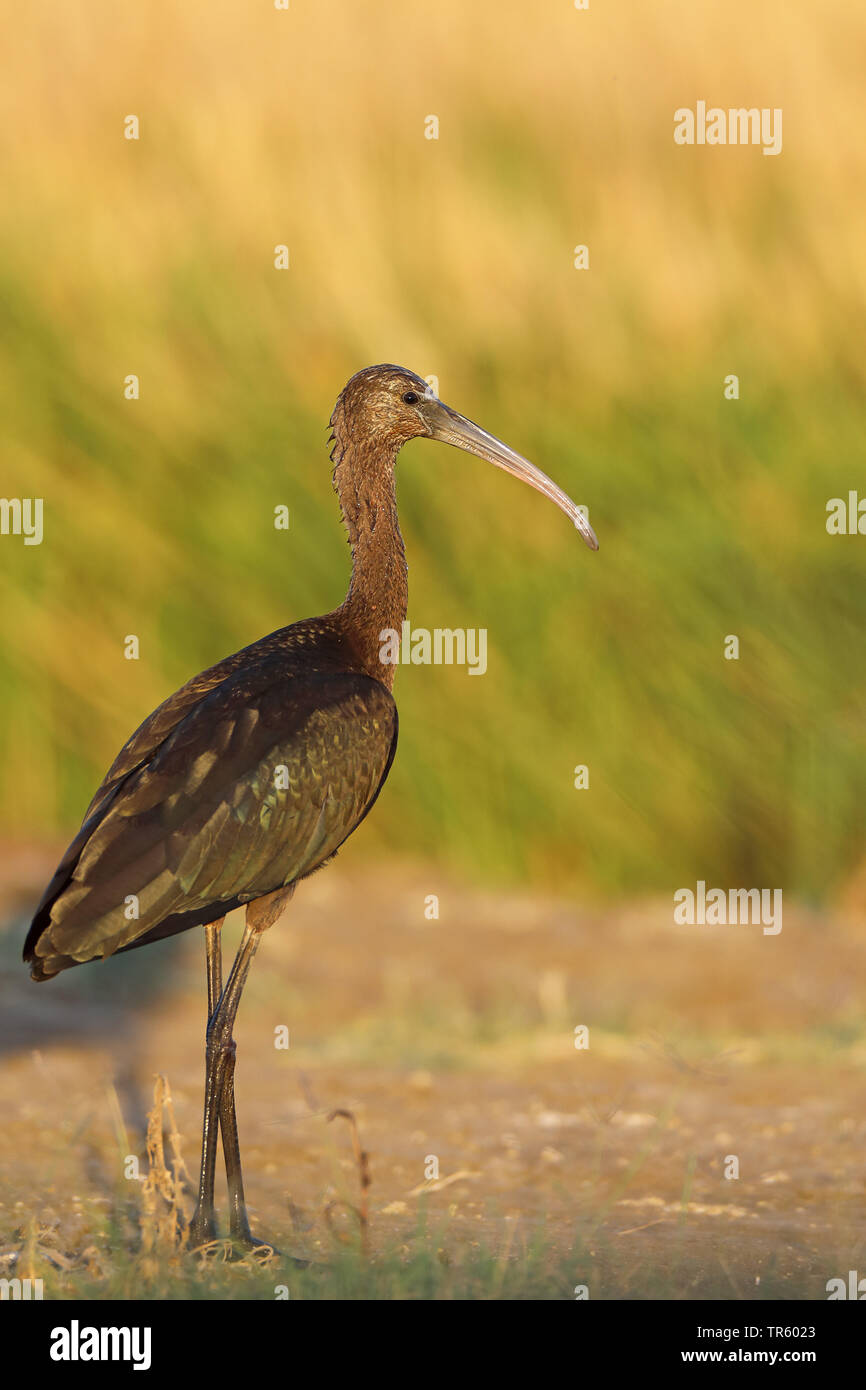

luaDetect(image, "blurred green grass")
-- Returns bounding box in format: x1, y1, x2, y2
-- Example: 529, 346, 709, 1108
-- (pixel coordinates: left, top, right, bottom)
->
1, 0, 865, 901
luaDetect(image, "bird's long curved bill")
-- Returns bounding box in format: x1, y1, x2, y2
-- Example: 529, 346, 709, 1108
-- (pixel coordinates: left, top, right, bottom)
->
429, 405, 598, 549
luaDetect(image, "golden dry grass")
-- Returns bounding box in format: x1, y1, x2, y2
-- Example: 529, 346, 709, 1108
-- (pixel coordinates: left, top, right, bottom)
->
3, 2, 866, 897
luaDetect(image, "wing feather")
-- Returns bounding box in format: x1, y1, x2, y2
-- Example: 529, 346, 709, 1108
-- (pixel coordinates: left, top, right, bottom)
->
25, 659, 397, 978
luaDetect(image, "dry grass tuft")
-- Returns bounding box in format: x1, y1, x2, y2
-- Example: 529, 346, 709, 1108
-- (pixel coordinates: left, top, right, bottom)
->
324, 1108, 371, 1257
139, 1074, 193, 1269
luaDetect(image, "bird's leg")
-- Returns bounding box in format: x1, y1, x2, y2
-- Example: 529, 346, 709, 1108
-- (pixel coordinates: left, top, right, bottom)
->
198, 918, 225, 1239
205, 919, 223, 1020
218, 1039, 257, 1247
204, 920, 249, 1240
188, 919, 225, 1247
218, 886, 295, 1252
188, 917, 262, 1251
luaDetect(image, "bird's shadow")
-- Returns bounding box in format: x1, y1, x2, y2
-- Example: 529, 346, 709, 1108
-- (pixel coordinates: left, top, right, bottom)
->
0, 900, 194, 1136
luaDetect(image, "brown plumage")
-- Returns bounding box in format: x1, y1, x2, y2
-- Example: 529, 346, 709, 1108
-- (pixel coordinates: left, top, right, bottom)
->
23, 363, 597, 1251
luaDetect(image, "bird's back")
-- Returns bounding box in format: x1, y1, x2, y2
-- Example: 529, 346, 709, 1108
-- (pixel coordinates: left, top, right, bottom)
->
24, 618, 398, 980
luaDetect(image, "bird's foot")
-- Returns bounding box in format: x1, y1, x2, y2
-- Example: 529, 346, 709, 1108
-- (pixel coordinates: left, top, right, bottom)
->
228, 1224, 311, 1268
186, 1207, 220, 1253
228, 1233, 281, 1263
187, 1208, 309, 1267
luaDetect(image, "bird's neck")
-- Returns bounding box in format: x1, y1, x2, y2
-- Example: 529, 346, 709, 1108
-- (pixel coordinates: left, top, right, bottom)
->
332, 437, 408, 691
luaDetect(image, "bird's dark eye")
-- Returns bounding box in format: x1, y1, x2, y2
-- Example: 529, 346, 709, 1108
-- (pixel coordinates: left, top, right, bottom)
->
402, 391, 419, 405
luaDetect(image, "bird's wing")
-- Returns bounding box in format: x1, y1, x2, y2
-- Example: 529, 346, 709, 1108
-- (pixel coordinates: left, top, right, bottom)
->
25, 662, 397, 978
79, 630, 294, 826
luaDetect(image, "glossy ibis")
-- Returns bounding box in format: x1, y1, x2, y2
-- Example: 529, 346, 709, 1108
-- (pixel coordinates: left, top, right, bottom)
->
24, 364, 598, 1252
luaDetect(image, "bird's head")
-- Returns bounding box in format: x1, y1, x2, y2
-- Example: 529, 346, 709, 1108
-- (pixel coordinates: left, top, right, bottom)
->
331, 363, 598, 549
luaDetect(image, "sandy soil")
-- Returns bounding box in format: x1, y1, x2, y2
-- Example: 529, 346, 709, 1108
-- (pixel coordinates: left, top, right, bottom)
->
0, 845, 864, 1298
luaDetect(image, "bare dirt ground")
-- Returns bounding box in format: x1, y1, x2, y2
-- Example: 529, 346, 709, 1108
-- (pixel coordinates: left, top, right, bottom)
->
0, 844, 864, 1299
